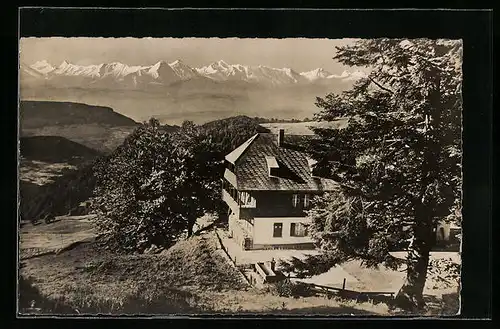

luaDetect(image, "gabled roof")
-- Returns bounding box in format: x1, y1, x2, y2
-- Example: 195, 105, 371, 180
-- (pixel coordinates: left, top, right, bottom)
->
226, 133, 340, 192
224, 133, 259, 165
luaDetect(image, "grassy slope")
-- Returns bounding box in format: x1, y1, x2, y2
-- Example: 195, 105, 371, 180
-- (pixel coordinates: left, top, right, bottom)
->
20, 232, 242, 314
19, 230, 390, 315
20, 218, 96, 259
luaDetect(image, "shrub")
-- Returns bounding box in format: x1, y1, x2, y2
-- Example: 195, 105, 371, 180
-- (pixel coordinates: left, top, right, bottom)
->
273, 279, 315, 298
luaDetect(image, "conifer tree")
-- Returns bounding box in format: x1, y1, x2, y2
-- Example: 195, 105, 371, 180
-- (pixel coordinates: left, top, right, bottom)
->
280, 39, 462, 310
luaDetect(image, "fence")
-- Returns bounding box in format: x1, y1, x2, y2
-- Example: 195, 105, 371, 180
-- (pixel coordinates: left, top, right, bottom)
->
298, 280, 395, 301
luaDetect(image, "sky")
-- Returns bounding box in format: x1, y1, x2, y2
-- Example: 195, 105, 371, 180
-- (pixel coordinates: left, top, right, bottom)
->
19, 37, 358, 74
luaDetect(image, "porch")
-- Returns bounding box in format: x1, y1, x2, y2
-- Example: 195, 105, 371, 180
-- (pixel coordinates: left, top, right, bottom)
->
217, 228, 319, 265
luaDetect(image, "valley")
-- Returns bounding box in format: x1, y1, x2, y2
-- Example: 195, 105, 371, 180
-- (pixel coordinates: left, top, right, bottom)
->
20, 84, 336, 125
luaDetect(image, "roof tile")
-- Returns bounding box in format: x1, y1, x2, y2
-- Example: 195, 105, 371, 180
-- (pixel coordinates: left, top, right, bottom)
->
231, 133, 340, 192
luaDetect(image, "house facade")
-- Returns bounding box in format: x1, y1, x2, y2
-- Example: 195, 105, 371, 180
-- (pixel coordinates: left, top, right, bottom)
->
222, 129, 339, 250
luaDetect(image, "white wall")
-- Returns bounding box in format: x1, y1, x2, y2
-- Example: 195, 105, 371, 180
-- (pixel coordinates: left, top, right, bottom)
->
253, 217, 313, 245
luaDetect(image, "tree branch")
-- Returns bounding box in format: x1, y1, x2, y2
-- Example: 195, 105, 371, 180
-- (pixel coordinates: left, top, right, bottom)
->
368, 77, 394, 94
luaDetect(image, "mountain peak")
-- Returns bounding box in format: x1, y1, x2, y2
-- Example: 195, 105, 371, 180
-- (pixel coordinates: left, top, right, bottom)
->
23, 58, 358, 88
30, 60, 55, 75
33, 59, 51, 66
217, 59, 230, 68
153, 60, 169, 65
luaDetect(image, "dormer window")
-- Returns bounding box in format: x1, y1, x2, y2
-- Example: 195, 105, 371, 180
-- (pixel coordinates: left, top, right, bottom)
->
265, 156, 280, 177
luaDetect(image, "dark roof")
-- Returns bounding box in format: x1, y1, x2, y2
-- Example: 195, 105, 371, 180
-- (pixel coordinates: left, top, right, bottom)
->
229, 133, 340, 192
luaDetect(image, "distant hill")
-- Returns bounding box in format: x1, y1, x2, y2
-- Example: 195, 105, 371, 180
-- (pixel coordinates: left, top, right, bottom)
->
19, 101, 142, 154
20, 136, 102, 164
201, 115, 270, 133
19, 100, 138, 130
260, 119, 349, 136
200, 115, 270, 153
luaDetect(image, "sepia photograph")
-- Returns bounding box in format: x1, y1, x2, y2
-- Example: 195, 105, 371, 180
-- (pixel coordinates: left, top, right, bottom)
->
18, 33, 463, 316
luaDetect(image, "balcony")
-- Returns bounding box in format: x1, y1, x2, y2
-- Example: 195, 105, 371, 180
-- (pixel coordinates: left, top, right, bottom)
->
222, 188, 239, 216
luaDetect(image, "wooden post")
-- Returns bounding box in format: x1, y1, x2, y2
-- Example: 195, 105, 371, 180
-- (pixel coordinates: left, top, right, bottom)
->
342, 278, 346, 290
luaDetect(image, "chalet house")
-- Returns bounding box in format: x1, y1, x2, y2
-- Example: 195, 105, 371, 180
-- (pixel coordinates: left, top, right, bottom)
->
222, 129, 340, 250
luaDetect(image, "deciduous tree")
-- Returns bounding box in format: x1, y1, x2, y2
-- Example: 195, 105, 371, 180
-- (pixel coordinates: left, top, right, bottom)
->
91, 118, 205, 252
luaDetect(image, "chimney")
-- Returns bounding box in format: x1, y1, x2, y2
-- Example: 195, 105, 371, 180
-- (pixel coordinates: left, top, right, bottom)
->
278, 129, 285, 147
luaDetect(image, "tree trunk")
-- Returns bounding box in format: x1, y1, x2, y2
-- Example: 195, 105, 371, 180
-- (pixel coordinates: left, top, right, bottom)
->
395, 209, 433, 311
187, 224, 194, 238
396, 66, 442, 312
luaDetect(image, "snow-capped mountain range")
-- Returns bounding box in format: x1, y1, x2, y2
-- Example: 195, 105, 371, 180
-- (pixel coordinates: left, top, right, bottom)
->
21, 59, 366, 89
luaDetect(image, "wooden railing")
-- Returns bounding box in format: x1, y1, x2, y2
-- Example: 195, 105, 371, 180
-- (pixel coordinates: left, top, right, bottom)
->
295, 281, 395, 300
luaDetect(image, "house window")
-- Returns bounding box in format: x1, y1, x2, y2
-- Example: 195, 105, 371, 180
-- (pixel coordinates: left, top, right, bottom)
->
290, 223, 308, 237
303, 194, 310, 208
273, 223, 283, 238
292, 194, 300, 207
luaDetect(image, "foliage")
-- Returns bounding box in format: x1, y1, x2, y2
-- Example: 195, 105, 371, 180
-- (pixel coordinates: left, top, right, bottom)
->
427, 258, 461, 288
91, 116, 266, 252
91, 118, 198, 252
281, 38, 462, 309
199, 115, 270, 152
273, 279, 315, 298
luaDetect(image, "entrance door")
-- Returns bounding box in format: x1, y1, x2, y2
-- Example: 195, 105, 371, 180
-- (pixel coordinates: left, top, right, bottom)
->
438, 227, 445, 241
273, 223, 283, 238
